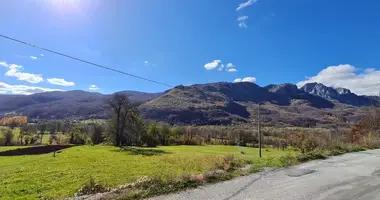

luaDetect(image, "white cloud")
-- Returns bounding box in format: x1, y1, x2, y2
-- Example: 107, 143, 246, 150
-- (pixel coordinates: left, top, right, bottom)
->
234, 78, 242, 82
204, 60, 222, 70
237, 16, 248, 21
205, 61, 238, 72
29, 56, 37, 60
0, 61, 9, 67
89, 85, 100, 91
40, 54, 44, 57
144, 61, 149, 64
218, 64, 225, 71
238, 22, 248, 28
5, 64, 44, 84
47, 78, 75, 86
237, 16, 248, 28
234, 77, 256, 83
236, 0, 257, 11
296, 64, 380, 95
226, 63, 234, 68
0, 82, 63, 95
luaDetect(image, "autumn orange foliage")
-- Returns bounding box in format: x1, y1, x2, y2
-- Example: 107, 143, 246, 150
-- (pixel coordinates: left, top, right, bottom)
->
350, 122, 367, 144
0, 116, 28, 127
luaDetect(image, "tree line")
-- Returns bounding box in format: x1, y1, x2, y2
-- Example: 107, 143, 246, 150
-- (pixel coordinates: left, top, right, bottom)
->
1, 93, 379, 149
0, 93, 258, 147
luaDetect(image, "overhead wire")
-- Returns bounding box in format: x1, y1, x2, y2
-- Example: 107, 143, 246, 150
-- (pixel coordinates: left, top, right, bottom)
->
0, 34, 174, 88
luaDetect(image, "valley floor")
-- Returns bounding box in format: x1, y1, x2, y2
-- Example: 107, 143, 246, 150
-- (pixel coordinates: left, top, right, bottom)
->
0, 145, 293, 200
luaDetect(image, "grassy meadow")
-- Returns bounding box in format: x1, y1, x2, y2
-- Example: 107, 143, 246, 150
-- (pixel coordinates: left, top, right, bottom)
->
0, 145, 295, 200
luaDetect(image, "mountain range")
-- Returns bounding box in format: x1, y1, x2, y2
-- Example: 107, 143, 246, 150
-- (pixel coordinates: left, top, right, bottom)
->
0, 82, 376, 127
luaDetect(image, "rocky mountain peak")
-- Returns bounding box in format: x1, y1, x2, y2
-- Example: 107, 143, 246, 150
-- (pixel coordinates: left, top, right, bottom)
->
266, 83, 299, 94
300, 82, 376, 106
335, 87, 351, 94
300, 82, 339, 100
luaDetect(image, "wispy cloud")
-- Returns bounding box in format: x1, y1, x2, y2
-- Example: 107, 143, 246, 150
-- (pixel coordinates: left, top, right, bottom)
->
237, 16, 249, 28
218, 64, 225, 71
297, 64, 380, 95
29, 56, 37, 60
40, 54, 44, 57
89, 85, 100, 91
0, 81, 63, 95
234, 77, 256, 83
227, 68, 237, 72
143, 60, 157, 67
238, 22, 248, 28
204, 60, 222, 70
237, 16, 248, 21
5, 64, 44, 84
226, 63, 235, 68
0, 61, 9, 67
47, 78, 75, 87
236, 0, 257, 11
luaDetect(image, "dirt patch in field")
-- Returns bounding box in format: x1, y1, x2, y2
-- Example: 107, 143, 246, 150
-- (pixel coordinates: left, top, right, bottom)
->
0, 145, 74, 156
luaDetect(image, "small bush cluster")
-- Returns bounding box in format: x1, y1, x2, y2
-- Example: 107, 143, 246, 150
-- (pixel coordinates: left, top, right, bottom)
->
214, 154, 245, 171
75, 177, 110, 196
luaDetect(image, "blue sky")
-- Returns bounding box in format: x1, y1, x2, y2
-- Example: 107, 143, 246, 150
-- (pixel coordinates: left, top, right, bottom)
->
1, 0, 380, 95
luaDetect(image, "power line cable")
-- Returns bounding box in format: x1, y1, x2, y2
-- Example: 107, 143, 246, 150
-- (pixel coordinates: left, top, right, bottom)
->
0, 34, 174, 87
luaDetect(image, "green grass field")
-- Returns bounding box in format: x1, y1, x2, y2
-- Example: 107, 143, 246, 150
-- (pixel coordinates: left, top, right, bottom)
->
0, 145, 294, 200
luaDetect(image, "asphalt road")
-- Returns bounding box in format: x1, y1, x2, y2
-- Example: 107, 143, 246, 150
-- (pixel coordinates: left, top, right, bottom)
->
149, 149, 380, 200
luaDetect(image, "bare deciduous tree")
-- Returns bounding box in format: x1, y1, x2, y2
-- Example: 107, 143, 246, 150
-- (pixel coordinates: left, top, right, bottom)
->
107, 93, 139, 147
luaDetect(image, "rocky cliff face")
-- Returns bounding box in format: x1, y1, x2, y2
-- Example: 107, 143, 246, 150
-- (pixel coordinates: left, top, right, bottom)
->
300, 82, 376, 106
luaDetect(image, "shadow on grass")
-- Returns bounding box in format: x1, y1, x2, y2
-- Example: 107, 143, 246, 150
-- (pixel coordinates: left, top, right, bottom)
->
112, 146, 171, 156
0, 145, 74, 156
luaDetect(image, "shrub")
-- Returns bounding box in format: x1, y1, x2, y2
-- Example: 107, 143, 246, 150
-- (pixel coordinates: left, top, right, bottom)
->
75, 177, 109, 196
287, 132, 321, 153
3, 129, 14, 146
203, 170, 230, 183
133, 176, 162, 189
180, 173, 205, 184
296, 151, 326, 162
184, 136, 206, 146
23, 135, 33, 146
215, 154, 244, 171
279, 154, 298, 167
30, 136, 39, 145
48, 135, 60, 145
71, 132, 90, 145
125, 175, 202, 198
301, 136, 319, 153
